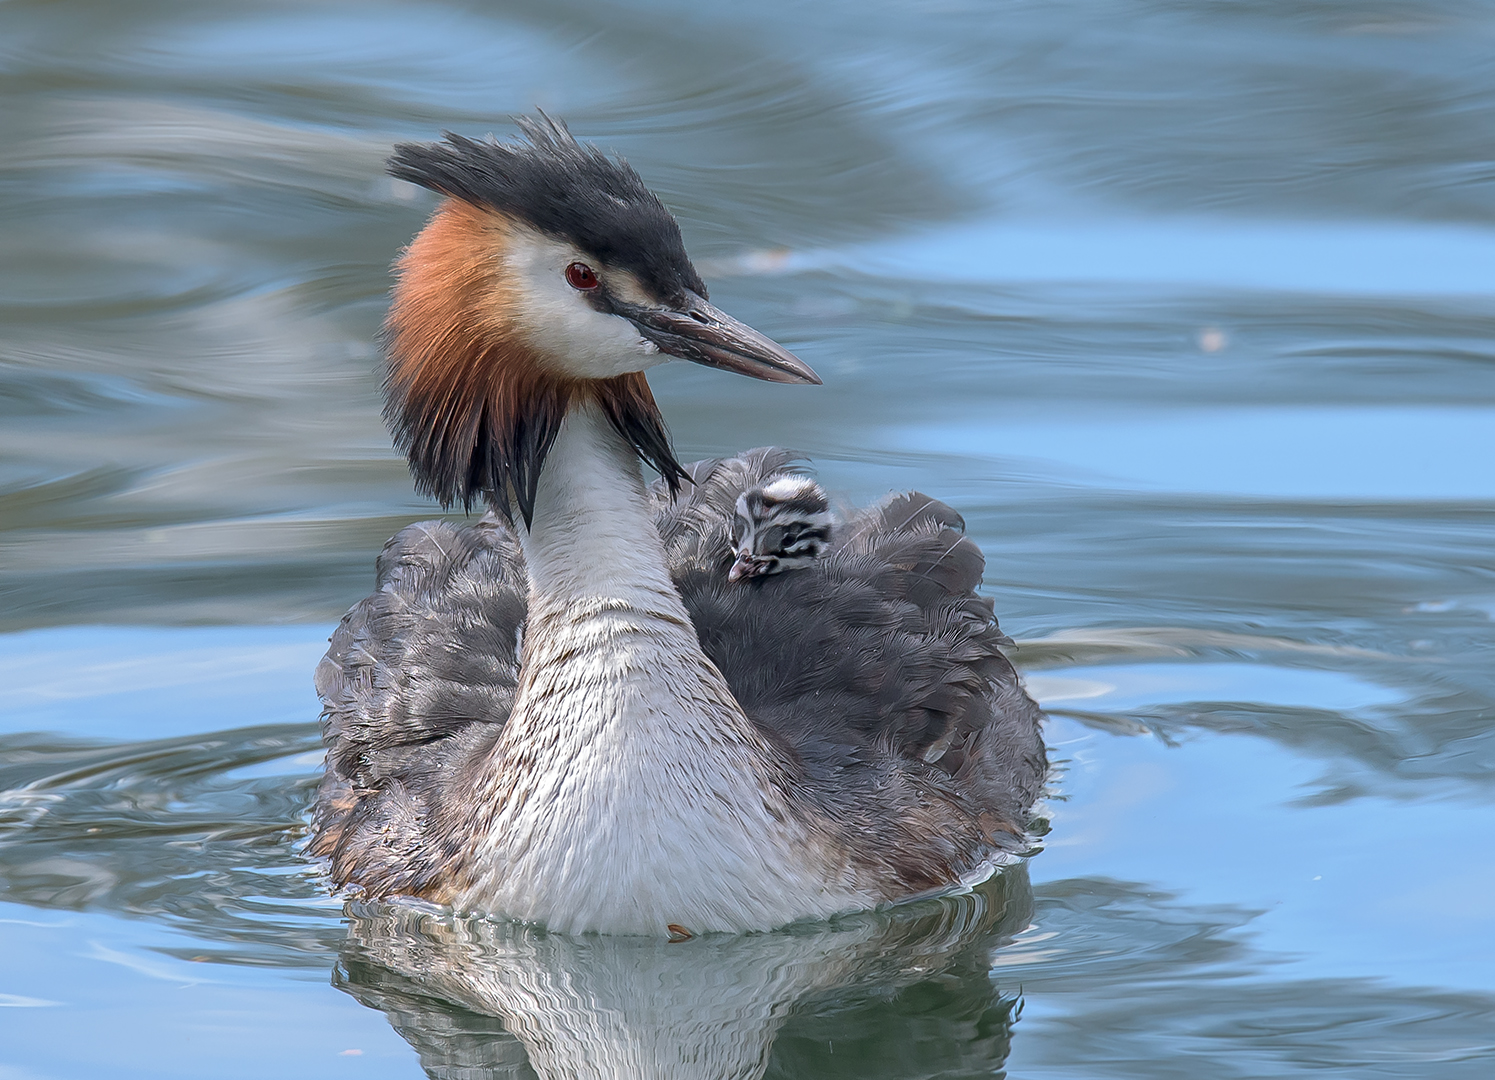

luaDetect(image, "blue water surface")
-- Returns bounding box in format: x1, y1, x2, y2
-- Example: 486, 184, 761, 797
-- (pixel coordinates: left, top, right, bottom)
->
2, 1, 1493, 1077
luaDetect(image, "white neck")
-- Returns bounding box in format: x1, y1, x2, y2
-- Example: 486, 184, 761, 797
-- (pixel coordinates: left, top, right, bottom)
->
454, 403, 876, 934
517, 402, 681, 611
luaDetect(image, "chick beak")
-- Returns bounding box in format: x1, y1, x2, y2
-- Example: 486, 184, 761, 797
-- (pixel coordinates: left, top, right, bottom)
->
624, 290, 821, 385
728, 551, 772, 583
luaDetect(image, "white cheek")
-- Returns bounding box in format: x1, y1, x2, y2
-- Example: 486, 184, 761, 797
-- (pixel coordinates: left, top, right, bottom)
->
505, 231, 664, 378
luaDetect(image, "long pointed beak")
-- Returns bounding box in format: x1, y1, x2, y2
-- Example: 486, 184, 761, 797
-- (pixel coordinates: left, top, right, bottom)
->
625, 290, 821, 385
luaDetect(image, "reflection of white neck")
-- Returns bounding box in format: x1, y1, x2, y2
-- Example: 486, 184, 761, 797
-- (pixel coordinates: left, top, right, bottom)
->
452, 404, 877, 935
498, 933, 836, 1080
345, 872, 1030, 1080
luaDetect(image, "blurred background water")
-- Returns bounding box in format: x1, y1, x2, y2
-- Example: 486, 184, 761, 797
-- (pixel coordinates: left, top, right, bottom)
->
2, 0, 1494, 1076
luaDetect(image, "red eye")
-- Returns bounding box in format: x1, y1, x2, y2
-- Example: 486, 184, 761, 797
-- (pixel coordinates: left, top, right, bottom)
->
565, 262, 599, 290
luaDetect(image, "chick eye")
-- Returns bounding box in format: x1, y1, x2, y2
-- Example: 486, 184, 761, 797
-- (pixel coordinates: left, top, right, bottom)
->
565, 262, 599, 290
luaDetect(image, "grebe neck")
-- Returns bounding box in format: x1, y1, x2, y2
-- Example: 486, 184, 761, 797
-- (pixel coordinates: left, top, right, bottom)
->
516, 401, 682, 613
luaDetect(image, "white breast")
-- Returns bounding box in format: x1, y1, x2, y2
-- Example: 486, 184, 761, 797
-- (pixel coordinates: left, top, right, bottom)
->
455, 601, 875, 934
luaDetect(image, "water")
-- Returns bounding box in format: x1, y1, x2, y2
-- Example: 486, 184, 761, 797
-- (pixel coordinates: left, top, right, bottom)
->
2, 0, 1493, 1075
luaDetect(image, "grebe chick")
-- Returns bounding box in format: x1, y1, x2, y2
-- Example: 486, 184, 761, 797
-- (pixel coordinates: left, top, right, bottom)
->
729, 474, 832, 581
311, 116, 1047, 936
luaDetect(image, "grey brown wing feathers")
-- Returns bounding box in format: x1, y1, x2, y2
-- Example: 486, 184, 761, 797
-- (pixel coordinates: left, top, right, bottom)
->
310, 518, 526, 898
661, 456, 1047, 890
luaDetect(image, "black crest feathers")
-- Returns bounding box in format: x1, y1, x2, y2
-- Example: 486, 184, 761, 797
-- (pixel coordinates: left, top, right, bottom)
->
387, 114, 706, 302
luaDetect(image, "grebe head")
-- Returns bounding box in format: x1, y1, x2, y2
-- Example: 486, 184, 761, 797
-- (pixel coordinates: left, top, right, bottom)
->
729, 475, 833, 582
381, 114, 819, 523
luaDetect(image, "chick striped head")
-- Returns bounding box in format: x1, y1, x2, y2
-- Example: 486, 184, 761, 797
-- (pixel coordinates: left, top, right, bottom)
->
729, 475, 833, 582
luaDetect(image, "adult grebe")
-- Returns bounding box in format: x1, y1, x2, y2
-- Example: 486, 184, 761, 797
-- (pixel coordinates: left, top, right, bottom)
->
311, 116, 1046, 936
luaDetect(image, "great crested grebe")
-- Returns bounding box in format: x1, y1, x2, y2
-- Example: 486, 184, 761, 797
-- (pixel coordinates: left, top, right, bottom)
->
311, 116, 1046, 936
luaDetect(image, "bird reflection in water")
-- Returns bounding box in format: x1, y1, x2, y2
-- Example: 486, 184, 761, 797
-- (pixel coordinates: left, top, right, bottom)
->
335, 866, 1032, 1080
